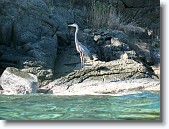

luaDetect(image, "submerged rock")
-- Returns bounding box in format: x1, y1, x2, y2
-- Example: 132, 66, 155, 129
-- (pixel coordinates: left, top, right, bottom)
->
0, 67, 39, 95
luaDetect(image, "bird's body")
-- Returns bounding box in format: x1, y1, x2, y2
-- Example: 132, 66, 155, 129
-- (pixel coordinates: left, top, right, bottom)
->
68, 23, 93, 69
76, 42, 91, 57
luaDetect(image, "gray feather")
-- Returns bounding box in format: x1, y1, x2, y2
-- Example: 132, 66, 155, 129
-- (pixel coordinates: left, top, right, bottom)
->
78, 42, 93, 60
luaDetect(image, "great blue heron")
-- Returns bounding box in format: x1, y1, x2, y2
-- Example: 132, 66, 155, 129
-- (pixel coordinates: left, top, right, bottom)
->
68, 23, 93, 69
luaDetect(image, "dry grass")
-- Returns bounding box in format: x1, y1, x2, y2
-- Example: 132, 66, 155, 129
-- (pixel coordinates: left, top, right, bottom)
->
89, 0, 117, 28
88, 0, 145, 35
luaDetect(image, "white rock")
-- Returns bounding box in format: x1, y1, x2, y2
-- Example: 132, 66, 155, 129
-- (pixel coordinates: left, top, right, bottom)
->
111, 38, 122, 46
94, 35, 101, 41
0, 67, 39, 95
121, 52, 128, 60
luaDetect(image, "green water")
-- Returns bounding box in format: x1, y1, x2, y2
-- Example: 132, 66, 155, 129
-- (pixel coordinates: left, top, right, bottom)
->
0, 92, 160, 120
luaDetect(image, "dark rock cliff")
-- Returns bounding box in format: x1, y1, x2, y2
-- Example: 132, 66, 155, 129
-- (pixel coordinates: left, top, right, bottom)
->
0, 0, 160, 87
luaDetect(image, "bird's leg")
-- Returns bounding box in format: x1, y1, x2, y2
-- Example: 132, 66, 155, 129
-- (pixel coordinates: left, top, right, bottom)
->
81, 57, 84, 69
80, 52, 83, 69
82, 53, 85, 69
83, 57, 85, 68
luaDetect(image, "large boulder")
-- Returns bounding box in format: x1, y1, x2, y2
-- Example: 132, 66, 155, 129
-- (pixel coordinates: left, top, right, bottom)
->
0, 67, 39, 95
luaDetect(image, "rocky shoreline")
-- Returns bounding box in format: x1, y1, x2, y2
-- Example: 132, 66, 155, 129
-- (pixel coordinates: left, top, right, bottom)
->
0, 75, 160, 96
38, 78, 160, 96
0, 59, 160, 96
0, 77, 160, 96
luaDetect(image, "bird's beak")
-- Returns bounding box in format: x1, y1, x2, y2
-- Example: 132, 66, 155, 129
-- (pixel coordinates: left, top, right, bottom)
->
68, 24, 73, 27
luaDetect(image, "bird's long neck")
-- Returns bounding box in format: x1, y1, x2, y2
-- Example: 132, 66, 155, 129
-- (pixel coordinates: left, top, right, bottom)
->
75, 26, 79, 44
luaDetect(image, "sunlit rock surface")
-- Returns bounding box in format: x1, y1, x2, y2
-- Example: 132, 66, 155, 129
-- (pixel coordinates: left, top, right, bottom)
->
0, 67, 39, 95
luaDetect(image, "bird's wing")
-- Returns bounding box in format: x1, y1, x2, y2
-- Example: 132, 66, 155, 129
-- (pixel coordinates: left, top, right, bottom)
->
78, 42, 91, 56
